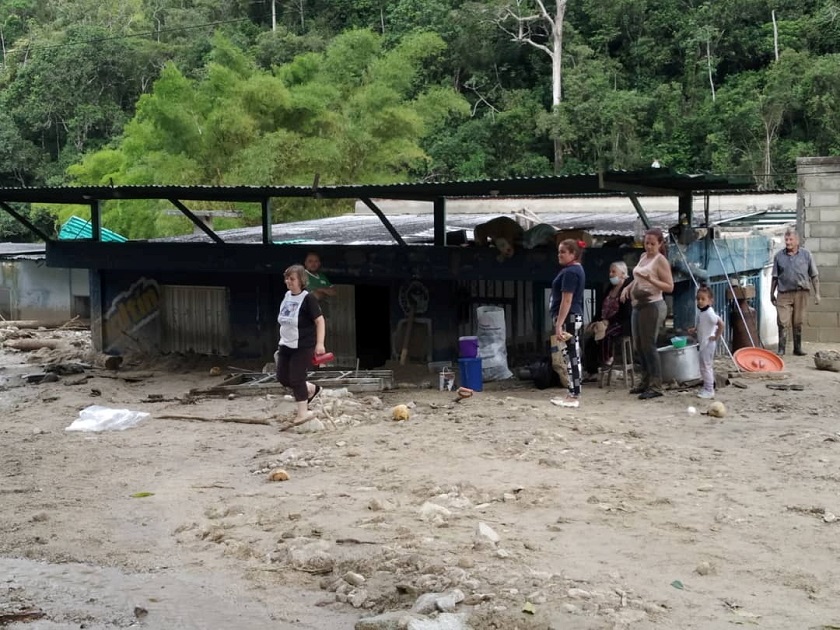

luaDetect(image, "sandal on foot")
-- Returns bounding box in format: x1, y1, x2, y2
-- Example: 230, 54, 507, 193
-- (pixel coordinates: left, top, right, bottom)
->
307, 384, 322, 404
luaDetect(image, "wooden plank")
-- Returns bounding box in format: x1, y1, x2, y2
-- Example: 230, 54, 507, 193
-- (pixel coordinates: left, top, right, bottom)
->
189, 377, 388, 397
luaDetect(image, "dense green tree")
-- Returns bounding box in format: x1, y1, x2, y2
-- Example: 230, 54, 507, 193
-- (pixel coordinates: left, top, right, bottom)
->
65, 30, 469, 235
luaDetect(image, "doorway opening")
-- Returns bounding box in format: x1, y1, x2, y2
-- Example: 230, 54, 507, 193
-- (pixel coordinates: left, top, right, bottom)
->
354, 284, 391, 369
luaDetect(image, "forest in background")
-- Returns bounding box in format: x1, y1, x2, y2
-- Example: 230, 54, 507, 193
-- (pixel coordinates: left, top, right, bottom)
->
1, 0, 839, 239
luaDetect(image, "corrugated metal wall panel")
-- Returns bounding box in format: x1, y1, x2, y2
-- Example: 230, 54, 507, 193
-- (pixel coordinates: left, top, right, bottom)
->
457, 280, 538, 355
325, 285, 356, 366
160, 285, 231, 355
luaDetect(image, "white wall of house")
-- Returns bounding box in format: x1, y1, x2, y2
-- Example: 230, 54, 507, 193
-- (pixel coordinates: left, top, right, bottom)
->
0, 259, 89, 323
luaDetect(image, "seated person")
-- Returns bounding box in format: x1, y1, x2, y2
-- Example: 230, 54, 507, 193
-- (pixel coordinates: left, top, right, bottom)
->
588, 261, 632, 368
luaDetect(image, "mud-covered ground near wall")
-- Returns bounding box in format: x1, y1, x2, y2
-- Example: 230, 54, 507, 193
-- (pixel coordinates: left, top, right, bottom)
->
1, 327, 840, 630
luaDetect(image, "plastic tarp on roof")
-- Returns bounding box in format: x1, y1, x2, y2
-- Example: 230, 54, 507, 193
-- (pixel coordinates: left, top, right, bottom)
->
59, 216, 127, 242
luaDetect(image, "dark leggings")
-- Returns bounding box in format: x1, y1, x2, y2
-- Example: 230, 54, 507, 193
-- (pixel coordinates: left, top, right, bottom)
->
276, 345, 315, 402
631, 300, 666, 391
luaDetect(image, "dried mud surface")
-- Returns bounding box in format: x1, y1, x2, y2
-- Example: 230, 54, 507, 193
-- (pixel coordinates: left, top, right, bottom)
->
2, 329, 840, 629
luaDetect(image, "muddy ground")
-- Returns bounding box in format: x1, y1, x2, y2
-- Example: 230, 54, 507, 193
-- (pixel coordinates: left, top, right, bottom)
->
1, 327, 840, 629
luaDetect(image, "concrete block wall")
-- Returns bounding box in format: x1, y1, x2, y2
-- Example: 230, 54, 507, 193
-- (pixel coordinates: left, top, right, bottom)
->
797, 157, 840, 342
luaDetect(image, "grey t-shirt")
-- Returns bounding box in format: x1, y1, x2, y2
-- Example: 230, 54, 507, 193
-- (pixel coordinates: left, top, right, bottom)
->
772, 248, 818, 292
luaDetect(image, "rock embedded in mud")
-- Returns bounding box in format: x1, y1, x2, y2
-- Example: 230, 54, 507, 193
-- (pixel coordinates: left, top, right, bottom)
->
344, 571, 366, 587
348, 587, 369, 608
434, 589, 465, 612
406, 612, 471, 630
474, 522, 500, 545
418, 502, 451, 522
355, 611, 426, 630
369, 498, 396, 512
566, 588, 592, 600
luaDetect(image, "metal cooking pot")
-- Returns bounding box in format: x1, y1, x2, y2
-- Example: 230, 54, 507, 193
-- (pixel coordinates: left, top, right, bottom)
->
656, 344, 701, 383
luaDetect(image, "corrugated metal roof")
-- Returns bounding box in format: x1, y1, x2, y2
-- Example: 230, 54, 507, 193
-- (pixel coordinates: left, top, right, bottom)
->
158, 208, 754, 245
0, 169, 757, 205
716, 209, 797, 227
59, 216, 127, 242
0, 242, 46, 259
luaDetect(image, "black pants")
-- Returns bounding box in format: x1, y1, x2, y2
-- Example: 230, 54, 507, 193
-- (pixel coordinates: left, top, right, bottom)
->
276, 345, 315, 402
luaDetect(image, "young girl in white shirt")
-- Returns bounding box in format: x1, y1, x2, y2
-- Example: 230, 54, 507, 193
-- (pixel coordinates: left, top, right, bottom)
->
688, 286, 724, 399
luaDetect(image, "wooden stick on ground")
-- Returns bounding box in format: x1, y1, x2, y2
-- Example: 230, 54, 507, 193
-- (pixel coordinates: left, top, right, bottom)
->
158, 413, 271, 425
3, 339, 62, 351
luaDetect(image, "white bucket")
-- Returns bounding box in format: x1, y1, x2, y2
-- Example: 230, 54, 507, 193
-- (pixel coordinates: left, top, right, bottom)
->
439, 368, 455, 391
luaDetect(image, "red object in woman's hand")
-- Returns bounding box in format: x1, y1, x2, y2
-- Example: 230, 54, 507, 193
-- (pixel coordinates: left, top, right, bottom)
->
312, 352, 335, 366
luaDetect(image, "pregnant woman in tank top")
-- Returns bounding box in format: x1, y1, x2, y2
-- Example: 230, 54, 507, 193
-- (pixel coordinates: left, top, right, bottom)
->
621, 228, 674, 400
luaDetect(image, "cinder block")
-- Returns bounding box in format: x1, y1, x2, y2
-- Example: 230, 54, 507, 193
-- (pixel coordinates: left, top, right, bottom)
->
819, 327, 840, 343
812, 297, 840, 312
807, 311, 839, 328
818, 281, 840, 298
814, 267, 840, 282
805, 208, 821, 222
814, 251, 840, 267
807, 193, 840, 209
808, 223, 840, 238
822, 209, 840, 222
803, 328, 819, 342
816, 237, 840, 252
808, 237, 822, 252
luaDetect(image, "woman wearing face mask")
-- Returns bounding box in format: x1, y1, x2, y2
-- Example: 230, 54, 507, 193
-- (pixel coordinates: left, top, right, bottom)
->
588, 261, 633, 368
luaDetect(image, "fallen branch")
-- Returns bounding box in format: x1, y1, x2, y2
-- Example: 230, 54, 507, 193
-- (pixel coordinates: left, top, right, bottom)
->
0, 609, 46, 624
4, 339, 62, 351
727, 371, 789, 380
158, 413, 271, 425
278, 414, 318, 432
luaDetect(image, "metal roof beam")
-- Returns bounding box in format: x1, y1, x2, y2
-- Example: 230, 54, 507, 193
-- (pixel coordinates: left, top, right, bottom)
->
598, 177, 682, 196
168, 199, 224, 244
359, 197, 407, 247
627, 193, 652, 230
0, 200, 54, 242
261, 198, 272, 245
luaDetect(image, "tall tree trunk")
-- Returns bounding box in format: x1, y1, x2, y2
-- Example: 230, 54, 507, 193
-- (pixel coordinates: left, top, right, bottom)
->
551, 0, 566, 172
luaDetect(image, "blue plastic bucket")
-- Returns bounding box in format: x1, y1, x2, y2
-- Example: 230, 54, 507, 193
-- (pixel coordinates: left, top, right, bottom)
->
458, 336, 479, 358
458, 357, 483, 392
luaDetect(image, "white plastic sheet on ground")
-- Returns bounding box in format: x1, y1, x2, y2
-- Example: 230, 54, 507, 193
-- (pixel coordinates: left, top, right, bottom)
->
65, 405, 150, 432
476, 305, 513, 381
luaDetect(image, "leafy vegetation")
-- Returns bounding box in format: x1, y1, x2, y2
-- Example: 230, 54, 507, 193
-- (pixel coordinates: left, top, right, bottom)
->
1, 0, 838, 238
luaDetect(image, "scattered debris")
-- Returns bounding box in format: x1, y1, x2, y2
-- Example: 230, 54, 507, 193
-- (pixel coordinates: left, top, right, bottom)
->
766, 383, 805, 391
0, 608, 46, 624
706, 401, 727, 418
392, 404, 411, 421
267, 468, 290, 482
814, 350, 840, 372
158, 413, 271, 425
4, 339, 63, 351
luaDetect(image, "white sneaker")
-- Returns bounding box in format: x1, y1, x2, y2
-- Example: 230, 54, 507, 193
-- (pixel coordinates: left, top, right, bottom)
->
697, 390, 715, 399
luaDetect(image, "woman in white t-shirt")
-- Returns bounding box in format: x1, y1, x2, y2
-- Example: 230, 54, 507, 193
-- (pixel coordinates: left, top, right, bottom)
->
276, 265, 326, 423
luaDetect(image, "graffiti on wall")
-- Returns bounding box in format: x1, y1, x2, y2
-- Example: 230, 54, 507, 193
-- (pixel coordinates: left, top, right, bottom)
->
104, 278, 160, 352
